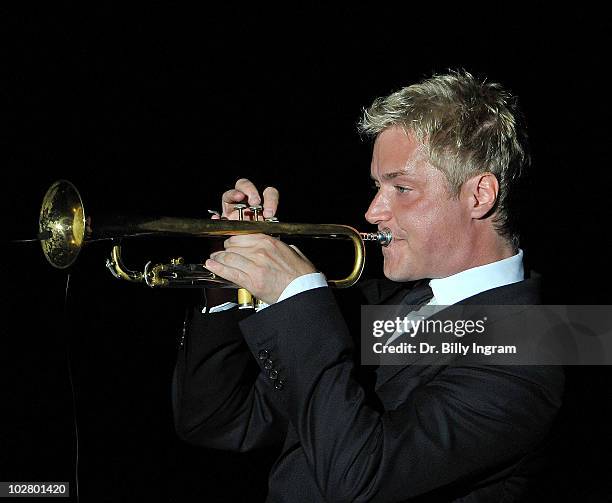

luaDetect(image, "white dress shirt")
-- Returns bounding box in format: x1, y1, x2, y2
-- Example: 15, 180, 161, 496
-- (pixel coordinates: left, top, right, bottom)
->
206, 250, 524, 314
204, 272, 327, 313
427, 249, 524, 306
385, 250, 524, 345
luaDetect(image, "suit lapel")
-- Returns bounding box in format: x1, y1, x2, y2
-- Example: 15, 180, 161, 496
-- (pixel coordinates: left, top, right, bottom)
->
372, 277, 542, 390
359, 280, 435, 390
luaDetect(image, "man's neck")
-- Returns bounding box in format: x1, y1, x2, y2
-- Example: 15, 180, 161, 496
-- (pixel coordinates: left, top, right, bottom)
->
443, 232, 516, 278
428, 249, 524, 306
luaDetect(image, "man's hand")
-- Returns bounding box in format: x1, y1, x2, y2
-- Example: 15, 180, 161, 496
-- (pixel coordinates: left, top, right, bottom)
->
212, 178, 279, 221
205, 178, 280, 305
205, 234, 317, 305
206, 178, 316, 305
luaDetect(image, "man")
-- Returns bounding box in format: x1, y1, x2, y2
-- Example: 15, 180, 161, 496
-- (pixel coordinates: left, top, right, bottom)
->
173, 71, 564, 502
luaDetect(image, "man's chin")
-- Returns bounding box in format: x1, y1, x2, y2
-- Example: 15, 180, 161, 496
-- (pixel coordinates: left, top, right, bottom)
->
383, 265, 421, 283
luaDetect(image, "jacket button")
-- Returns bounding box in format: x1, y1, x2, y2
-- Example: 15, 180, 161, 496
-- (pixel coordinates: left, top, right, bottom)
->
274, 379, 284, 390
264, 359, 274, 370
269, 369, 278, 380
258, 350, 269, 360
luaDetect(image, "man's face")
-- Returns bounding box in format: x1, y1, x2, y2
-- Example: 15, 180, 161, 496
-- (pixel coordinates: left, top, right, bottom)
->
365, 127, 472, 281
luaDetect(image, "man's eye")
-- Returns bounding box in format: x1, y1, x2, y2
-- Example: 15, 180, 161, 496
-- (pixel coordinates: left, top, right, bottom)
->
395, 186, 411, 194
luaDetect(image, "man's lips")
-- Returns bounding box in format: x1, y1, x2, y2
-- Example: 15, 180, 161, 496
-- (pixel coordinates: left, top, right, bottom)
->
382, 236, 403, 251
378, 228, 402, 240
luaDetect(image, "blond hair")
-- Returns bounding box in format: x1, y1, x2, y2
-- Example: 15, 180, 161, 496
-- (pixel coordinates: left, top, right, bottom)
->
359, 71, 529, 247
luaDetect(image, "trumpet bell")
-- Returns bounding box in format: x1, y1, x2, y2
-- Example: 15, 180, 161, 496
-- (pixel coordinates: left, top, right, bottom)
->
39, 180, 86, 269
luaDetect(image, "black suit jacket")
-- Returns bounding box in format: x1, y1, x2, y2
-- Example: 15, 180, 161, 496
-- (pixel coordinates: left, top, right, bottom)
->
172, 277, 564, 502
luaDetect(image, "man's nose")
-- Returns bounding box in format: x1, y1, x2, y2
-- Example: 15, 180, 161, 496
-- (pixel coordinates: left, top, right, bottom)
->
365, 191, 391, 225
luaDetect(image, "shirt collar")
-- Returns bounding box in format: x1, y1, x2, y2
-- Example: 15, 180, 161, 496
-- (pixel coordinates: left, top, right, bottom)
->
428, 249, 524, 306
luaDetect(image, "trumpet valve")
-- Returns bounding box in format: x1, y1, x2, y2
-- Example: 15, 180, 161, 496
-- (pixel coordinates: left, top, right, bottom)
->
233, 204, 247, 220
249, 205, 263, 220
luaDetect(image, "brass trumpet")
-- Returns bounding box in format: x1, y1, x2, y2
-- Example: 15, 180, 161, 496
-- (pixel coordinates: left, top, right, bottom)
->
39, 180, 392, 297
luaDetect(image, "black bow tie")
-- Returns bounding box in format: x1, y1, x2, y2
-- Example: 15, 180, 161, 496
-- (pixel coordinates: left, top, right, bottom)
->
400, 281, 434, 308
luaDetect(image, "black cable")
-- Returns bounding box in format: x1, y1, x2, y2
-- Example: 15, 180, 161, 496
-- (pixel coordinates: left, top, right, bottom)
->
8, 237, 114, 244
63, 273, 80, 503
8, 231, 52, 243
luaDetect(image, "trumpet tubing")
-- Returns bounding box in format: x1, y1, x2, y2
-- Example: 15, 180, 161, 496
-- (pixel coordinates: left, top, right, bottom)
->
39, 181, 392, 296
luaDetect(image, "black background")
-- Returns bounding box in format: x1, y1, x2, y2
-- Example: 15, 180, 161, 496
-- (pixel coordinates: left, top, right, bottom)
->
1, 5, 611, 502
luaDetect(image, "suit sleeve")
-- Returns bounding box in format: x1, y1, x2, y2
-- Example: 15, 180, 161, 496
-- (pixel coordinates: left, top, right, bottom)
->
238, 287, 565, 502
172, 305, 288, 452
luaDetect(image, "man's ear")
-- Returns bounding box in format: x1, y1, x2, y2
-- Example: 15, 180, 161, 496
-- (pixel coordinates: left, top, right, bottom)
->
463, 172, 499, 219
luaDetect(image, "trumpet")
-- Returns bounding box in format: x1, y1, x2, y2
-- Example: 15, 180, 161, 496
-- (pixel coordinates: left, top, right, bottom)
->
39, 180, 391, 306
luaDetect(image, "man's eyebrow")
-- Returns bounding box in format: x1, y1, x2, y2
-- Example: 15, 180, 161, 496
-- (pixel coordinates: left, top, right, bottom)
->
382, 171, 404, 180
379, 169, 415, 181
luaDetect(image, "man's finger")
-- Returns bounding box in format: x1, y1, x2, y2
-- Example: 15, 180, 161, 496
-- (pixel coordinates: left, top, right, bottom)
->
223, 234, 275, 249
220, 189, 247, 216
235, 178, 262, 206
221, 188, 248, 205
262, 186, 279, 218
205, 258, 250, 288
210, 250, 258, 269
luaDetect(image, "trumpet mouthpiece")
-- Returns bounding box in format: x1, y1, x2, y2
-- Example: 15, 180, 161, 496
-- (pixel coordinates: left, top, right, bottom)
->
360, 228, 392, 247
